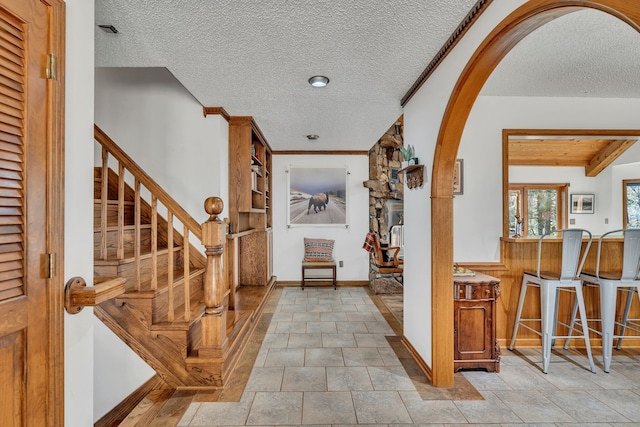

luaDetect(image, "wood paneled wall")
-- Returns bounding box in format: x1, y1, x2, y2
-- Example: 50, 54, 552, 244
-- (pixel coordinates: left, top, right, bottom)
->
464, 238, 640, 349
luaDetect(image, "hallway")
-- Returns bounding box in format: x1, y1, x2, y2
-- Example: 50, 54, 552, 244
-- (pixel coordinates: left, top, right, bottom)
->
170, 286, 640, 426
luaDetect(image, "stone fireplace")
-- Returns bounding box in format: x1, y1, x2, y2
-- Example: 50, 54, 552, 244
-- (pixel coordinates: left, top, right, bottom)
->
362, 117, 404, 294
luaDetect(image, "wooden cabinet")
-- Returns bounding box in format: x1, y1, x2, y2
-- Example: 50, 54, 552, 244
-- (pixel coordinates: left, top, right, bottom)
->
453, 272, 500, 372
227, 116, 274, 287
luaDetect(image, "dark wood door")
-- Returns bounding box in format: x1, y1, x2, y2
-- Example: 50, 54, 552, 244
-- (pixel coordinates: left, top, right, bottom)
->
0, 0, 53, 424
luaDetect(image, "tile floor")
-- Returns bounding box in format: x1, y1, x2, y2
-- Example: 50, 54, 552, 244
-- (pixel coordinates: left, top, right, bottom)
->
178, 286, 640, 426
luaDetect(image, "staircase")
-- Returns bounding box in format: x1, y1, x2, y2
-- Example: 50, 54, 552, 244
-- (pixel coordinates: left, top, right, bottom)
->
92, 125, 270, 388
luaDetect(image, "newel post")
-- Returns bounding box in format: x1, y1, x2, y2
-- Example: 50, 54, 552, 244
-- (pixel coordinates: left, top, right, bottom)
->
199, 197, 228, 354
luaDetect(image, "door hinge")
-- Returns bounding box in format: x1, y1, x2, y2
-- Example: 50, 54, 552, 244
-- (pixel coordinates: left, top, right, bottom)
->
45, 253, 55, 278
46, 54, 56, 80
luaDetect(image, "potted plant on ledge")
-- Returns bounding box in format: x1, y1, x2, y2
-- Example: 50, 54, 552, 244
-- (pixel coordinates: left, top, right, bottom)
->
400, 144, 416, 168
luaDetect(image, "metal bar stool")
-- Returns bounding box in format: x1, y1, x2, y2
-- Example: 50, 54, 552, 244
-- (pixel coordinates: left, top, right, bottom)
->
566, 228, 640, 372
509, 228, 595, 374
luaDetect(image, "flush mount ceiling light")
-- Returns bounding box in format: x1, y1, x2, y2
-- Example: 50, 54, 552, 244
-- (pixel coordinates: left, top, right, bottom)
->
308, 75, 329, 88
306, 134, 319, 140
98, 24, 118, 34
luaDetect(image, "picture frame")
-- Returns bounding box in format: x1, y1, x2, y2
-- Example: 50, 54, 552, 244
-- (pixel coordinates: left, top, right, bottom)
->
570, 193, 595, 214
287, 166, 349, 227
453, 159, 464, 195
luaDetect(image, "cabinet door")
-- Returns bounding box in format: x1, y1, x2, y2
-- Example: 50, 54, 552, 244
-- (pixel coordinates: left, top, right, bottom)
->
454, 300, 492, 360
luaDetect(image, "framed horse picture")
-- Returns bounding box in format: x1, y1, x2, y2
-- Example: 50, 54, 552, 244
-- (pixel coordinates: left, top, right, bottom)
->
287, 166, 348, 227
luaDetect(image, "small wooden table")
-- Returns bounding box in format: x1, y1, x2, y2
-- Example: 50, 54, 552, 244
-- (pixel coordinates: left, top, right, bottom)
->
301, 261, 337, 290
453, 272, 501, 372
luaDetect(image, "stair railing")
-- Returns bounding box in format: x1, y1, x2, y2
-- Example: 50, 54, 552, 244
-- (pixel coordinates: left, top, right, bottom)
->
94, 125, 227, 329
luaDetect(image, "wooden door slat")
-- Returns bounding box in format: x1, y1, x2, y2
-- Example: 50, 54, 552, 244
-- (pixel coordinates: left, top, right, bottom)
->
0, 74, 23, 95
0, 150, 21, 163
0, 260, 21, 273
0, 216, 20, 225
0, 15, 24, 41
0, 268, 22, 284
0, 188, 20, 198
0, 250, 20, 262
0, 142, 21, 155
0, 121, 22, 137
0, 233, 21, 244
0, 276, 21, 293
0, 242, 21, 254
0, 130, 21, 146
0, 94, 22, 115
0, 159, 21, 171
0, 207, 21, 216
0, 286, 22, 301
0, 111, 22, 128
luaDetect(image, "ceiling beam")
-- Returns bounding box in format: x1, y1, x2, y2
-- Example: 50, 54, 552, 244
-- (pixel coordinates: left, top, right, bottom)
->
585, 139, 637, 177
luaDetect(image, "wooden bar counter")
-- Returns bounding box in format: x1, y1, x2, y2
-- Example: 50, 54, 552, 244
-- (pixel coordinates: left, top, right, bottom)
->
461, 236, 640, 350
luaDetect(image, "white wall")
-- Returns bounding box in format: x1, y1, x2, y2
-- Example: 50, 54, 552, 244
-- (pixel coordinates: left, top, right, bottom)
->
95, 67, 229, 224
272, 155, 370, 281
404, 0, 640, 370
93, 67, 230, 420
455, 96, 640, 261
64, 0, 95, 425
402, 0, 528, 367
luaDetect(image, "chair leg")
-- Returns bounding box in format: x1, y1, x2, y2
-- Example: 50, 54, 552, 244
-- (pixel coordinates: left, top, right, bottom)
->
575, 285, 596, 373
540, 283, 556, 374
600, 283, 617, 373
564, 295, 579, 350
615, 287, 636, 350
509, 277, 529, 351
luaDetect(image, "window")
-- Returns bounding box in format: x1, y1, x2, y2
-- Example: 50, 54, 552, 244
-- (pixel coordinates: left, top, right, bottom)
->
508, 184, 568, 237
623, 179, 640, 228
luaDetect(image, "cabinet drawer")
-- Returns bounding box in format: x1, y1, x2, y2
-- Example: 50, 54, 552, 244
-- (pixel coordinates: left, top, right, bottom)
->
454, 283, 498, 300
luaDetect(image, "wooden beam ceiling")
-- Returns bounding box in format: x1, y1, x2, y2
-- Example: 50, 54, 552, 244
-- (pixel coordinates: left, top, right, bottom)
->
508, 137, 638, 176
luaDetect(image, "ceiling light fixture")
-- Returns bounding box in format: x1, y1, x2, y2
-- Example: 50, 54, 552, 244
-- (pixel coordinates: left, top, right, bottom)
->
98, 24, 119, 34
308, 75, 329, 88
306, 134, 319, 140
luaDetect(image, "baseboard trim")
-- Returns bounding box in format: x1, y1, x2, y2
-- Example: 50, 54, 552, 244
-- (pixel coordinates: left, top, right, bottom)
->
94, 374, 165, 427
276, 280, 369, 287
401, 335, 432, 383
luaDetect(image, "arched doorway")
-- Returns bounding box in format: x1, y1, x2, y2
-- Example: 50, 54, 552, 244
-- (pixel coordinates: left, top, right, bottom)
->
431, 0, 640, 387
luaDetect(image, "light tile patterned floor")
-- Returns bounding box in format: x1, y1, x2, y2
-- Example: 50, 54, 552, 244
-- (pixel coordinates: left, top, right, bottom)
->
178, 286, 640, 426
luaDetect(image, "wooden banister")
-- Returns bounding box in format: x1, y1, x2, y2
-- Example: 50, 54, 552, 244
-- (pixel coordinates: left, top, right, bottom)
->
94, 124, 202, 240
65, 276, 127, 314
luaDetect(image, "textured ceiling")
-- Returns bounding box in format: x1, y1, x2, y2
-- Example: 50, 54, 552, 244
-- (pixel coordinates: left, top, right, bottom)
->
95, 2, 640, 151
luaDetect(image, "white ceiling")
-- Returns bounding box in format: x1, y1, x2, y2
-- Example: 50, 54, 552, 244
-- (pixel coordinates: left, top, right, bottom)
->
95, 2, 640, 151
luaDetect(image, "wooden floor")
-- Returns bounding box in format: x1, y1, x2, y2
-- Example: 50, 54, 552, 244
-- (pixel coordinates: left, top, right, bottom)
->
108, 285, 483, 426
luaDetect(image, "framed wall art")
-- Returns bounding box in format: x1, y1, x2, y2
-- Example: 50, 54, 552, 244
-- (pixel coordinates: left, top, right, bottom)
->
287, 166, 348, 227
453, 159, 464, 195
570, 193, 595, 214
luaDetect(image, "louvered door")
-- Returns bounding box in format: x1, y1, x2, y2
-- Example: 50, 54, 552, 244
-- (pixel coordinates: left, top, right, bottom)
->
0, 0, 53, 425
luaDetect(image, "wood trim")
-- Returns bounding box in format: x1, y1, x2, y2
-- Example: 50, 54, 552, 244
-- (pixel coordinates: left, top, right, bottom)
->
504, 128, 640, 138
455, 262, 508, 272
272, 150, 368, 155
48, 0, 66, 424
203, 106, 230, 122
400, 0, 493, 106
623, 178, 640, 228
431, 0, 640, 388
94, 375, 166, 427
400, 336, 432, 383
275, 280, 369, 287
